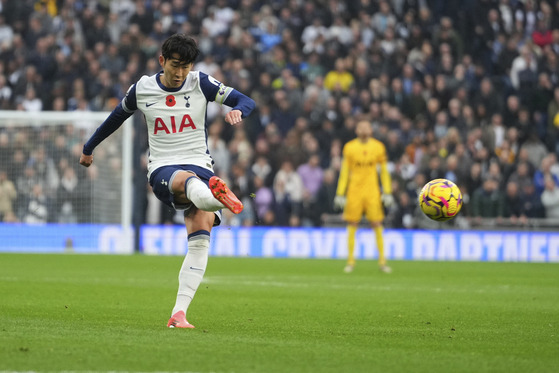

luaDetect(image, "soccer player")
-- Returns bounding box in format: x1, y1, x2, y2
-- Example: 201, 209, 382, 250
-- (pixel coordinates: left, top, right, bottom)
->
79, 34, 255, 328
334, 120, 394, 273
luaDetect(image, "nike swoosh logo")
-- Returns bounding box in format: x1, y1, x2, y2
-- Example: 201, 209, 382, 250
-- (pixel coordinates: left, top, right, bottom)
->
146, 102, 157, 107
189, 266, 204, 271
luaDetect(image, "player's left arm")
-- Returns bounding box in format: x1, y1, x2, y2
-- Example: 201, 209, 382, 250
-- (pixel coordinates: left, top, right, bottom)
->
378, 143, 395, 207
80, 84, 137, 167
379, 163, 392, 195
199, 72, 255, 124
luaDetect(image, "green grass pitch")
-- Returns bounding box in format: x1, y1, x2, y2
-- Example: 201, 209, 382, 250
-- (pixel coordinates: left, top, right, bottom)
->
0, 253, 558, 373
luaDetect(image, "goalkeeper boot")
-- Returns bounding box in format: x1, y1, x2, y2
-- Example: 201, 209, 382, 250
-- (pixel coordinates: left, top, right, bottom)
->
167, 311, 195, 329
344, 264, 354, 273
379, 265, 392, 274
209, 176, 244, 214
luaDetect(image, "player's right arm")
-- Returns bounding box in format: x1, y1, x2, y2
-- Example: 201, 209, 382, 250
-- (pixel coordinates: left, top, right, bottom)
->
377, 142, 395, 207
336, 146, 350, 197
334, 145, 350, 210
80, 85, 138, 167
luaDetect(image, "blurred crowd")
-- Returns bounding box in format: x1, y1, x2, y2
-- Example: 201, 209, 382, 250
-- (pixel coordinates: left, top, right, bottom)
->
0, 0, 559, 229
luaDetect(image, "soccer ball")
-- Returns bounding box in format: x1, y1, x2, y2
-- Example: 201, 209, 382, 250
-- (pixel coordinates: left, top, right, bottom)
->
418, 178, 463, 221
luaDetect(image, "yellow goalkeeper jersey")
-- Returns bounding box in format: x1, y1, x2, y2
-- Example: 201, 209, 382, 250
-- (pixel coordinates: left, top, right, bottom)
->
336, 137, 391, 197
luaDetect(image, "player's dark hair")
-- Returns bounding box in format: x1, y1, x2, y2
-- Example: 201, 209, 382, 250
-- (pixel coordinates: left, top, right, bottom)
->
161, 34, 200, 64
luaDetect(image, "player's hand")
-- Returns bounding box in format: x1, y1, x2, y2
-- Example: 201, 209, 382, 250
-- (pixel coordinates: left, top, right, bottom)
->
79, 153, 93, 167
225, 109, 243, 125
381, 193, 395, 208
334, 195, 346, 211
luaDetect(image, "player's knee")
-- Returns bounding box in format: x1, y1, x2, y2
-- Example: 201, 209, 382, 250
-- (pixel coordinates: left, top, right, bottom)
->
184, 205, 198, 219
173, 171, 197, 190
185, 209, 215, 231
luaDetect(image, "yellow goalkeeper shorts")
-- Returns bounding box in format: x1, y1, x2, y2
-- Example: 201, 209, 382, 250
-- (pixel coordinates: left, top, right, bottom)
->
343, 193, 384, 223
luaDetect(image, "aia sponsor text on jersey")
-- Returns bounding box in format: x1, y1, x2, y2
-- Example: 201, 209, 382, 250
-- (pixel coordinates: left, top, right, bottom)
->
153, 115, 197, 134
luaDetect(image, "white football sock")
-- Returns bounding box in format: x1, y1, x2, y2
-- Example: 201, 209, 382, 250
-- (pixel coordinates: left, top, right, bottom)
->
185, 176, 224, 211
172, 231, 210, 316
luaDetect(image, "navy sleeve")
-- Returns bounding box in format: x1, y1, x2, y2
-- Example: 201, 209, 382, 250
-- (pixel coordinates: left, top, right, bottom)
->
122, 83, 138, 111
82, 103, 133, 155
199, 72, 220, 101
199, 72, 256, 118
223, 89, 256, 118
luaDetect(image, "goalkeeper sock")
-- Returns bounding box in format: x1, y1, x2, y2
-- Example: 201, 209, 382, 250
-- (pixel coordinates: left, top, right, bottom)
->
172, 231, 210, 316
347, 225, 357, 266
185, 176, 224, 211
374, 225, 386, 267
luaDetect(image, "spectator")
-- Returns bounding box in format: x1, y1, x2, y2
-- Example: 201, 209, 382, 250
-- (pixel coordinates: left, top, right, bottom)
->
57, 166, 78, 223
270, 90, 297, 136
0, 14, 14, 52
314, 168, 338, 224
27, 146, 59, 196
508, 160, 534, 191
472, 77, 504, 117
0, 74, 13, 109
301, 17, 328, 54
297, 153, 323, 199
482, 113, 506, 153
541, 175, 559, 219
519, 132, 548, 170
371, 1, 396, 35
323, 57, 354, 93
391, 192, 416, 229
503, 180, 524, 224
253, 175, 275, 225
503, 94, 521, 129
534, 154, 559, 195
129, 1, 155, 36
0, 170, 17, 222
471, 177, 505, 219
546, 87, 559, 153
510, 45, 537, 91
19, 86, 42, 112
207, 119, 231, 178
273, 159, 304, 226
519, 182, 544, 219
22, 184, 49, 224
228, 127, 253, 165
532, 18, 552, 48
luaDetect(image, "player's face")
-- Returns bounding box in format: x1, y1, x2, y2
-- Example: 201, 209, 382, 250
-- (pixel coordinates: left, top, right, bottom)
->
159, 53, 193, 88
355, 121, 372, 140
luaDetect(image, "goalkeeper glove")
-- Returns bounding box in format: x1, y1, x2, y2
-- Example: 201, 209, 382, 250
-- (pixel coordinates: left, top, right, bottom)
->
381, 193, 395, 208
334, 195, 346, 211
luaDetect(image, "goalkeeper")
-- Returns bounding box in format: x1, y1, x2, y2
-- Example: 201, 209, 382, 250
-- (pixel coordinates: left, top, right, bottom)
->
334, 119, 394, 273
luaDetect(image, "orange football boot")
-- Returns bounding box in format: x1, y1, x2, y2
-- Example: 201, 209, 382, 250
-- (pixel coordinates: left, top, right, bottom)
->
209, 176, 244, 214
167, 311, 195, 329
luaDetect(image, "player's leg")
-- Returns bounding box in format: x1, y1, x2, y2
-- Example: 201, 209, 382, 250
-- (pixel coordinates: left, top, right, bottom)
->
168, 208, 215, 328
345, 223, 358, 272
370, 221, 391, 273
172, 171, 243, 214
149, 166, 225, 327
150, 166, 242, 214
343, 196, 364, 273
366, 197, 391, 273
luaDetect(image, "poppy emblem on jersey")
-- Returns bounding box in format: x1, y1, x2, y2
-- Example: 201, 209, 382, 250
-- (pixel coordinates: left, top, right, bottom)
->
166, 95, 176, 107
184, 96, 190, 108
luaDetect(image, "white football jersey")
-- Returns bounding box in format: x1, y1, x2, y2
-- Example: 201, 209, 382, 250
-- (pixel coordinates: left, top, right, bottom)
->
121, 71, 234, 177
